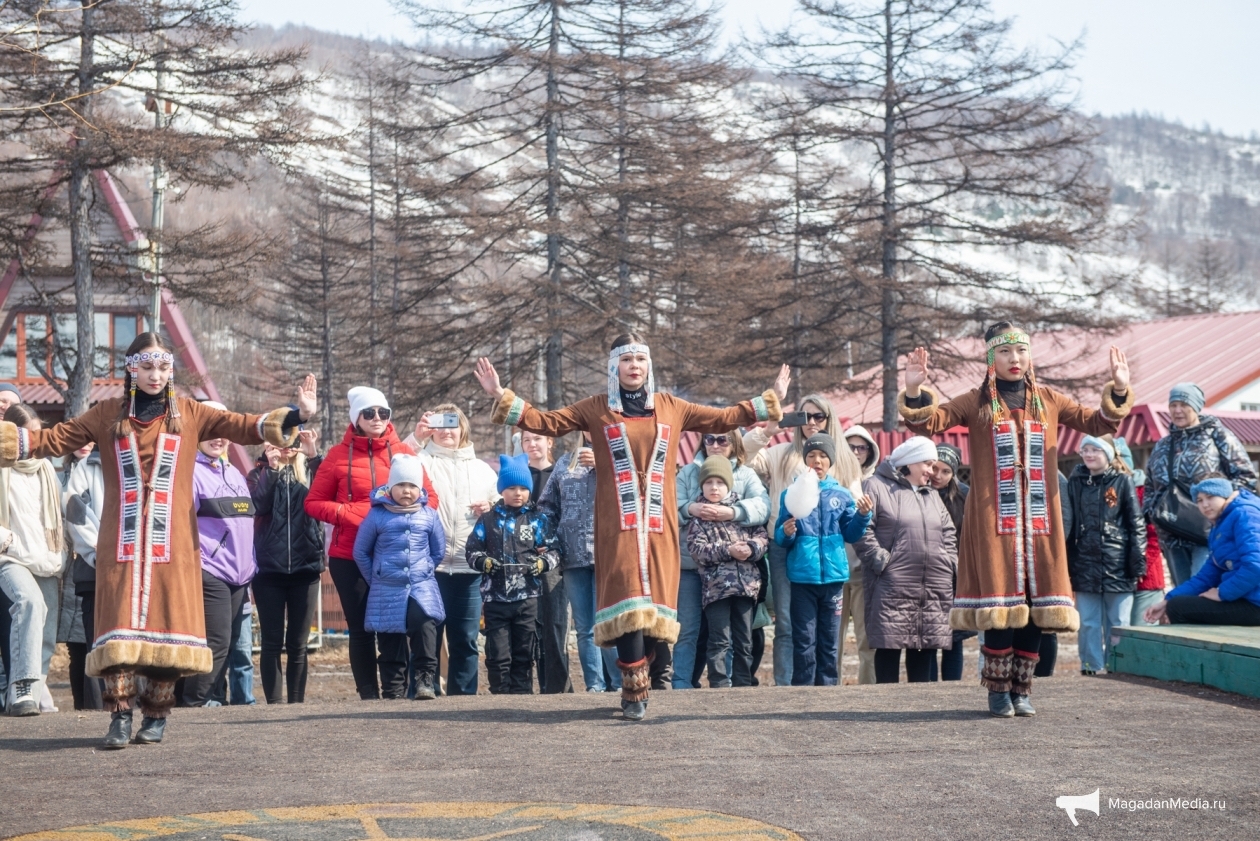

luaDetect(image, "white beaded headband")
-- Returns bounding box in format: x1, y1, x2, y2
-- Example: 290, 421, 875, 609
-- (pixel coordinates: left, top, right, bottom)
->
607, 343, 655, 413
126, 350, 174, 369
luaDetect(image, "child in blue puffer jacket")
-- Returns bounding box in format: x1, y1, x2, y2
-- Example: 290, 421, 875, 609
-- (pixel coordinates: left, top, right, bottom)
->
774, 434, 873, 686
353, 455, 447, 699
1147, 475, 1260, 627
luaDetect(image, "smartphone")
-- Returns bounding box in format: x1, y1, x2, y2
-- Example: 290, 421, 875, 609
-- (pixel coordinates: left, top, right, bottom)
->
430, 413, 461, 429
779, 411, 809, 428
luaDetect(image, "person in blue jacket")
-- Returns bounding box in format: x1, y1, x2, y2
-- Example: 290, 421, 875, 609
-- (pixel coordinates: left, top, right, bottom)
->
1145, 475, 1260, 627
774, 434, 874, 686
353, 455, 447, 700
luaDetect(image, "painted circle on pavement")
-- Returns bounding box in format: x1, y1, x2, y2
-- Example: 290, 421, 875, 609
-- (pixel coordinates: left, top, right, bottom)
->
10, 802, 802, 841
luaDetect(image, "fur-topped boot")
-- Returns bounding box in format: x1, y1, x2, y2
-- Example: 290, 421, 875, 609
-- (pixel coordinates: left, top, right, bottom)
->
980, 646, 1014, 718
1010, 649, 1040, 717
617, 657, 651, 721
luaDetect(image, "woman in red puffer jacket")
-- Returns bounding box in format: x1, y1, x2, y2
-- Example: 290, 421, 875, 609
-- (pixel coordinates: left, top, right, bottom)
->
305, 387, 438, 700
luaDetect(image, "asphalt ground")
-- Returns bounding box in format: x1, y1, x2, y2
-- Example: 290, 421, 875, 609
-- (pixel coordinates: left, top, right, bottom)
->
3, 672, 1257, 841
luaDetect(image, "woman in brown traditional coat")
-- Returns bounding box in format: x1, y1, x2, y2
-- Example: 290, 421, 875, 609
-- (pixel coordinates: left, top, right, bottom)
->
0, 333, 314, 747
898, 322, 1133, 718
475, 335, 785, 720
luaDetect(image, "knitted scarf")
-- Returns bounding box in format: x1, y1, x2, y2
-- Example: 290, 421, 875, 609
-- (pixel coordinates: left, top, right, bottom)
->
0, 458, 63, 553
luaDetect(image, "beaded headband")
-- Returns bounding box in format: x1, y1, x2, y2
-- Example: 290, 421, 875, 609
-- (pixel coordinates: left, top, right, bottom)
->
985, 330, 1031, 352
984, 328, 1042, 424
608, 343, 655, 413
126, 350, 174, 370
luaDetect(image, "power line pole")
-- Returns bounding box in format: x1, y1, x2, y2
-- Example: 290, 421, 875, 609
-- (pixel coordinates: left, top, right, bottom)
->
147, 42, 169, 333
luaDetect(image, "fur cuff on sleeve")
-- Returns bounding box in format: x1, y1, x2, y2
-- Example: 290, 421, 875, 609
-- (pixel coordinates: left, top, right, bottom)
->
897, 387, 939, 425
491, 389, 526, 426
1100, 381, 1136, 422
752, 389, 783, 423
260, 408, 300, 448
0, 420, 18, 467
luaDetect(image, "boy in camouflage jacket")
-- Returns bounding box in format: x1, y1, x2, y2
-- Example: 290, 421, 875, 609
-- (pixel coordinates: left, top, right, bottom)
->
686, 457, 769, 687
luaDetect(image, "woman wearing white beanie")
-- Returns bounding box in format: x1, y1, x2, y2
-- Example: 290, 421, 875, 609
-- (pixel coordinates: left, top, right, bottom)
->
306, 386, 438, 700
856, 436, 957, 684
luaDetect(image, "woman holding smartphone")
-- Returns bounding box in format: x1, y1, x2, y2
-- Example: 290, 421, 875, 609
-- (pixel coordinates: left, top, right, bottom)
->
406, 404, 498, 696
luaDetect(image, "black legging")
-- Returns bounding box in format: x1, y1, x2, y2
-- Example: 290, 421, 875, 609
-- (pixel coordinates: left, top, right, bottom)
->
983, 619, 1043, 656
181, 571, 247, 706
253, 571, 321, 704
874, 648, 937, 683
1167, 595, 1260, 626
329, 557, 407, 699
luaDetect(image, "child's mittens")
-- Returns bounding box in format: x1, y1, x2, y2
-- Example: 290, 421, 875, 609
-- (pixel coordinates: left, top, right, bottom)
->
531, 557, 547, 576
479, 557, 498, 574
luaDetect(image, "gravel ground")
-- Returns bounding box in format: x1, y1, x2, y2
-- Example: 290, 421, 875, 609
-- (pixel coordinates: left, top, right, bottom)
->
2, 669, 1255, 841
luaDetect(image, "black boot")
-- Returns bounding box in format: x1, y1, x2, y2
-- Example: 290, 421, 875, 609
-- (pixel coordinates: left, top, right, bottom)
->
132, 716, 167, 744
102, 710, 133, 749
414, 674, 436, 701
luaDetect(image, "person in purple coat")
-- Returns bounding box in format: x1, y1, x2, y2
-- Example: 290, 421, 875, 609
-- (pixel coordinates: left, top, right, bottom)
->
353, 455, 447, 700
181, 403, 259, 708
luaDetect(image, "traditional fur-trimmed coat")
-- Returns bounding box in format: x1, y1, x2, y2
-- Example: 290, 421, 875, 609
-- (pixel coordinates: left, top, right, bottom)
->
899, 381, 1134, 633
491, 388, 781, 646
0, 397, 296, 678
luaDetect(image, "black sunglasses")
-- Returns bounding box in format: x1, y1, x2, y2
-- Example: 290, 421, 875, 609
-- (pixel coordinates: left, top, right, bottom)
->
805, 412, 829, 424
849, 443, 871, 452
703, 435, 731, 446
359, 407, 392, 421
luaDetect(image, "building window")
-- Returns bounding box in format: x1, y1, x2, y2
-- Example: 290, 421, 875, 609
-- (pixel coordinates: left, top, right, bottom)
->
1242, 403, 1260, 413
0, 324, 15, 379
8, 311, 143, 383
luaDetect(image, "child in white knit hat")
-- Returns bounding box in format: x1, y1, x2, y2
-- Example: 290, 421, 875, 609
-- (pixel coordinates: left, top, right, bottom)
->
352, 454, 447, 700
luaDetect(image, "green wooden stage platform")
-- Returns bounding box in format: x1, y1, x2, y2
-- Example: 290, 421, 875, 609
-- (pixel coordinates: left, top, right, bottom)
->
1110, 624, 1260, 697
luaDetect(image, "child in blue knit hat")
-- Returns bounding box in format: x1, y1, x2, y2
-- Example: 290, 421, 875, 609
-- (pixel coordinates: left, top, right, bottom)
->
466, 453, 560, 694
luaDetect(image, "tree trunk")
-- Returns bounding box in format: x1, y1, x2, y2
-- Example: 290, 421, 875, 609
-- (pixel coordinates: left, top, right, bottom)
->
319, 198, 336, 444
544, 0, 564, 410
879, 0, 899, 432
65, 2, 97, 419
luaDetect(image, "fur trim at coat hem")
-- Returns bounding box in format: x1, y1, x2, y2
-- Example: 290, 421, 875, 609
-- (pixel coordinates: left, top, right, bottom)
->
261, 407, 301, 448
1031, 605, 1081, 632
897, 387, 940, 425
950, 603, 1029, 631
949, 603, 1080, 632
1099, 381, 1137, 422
593, 604, 681, 647
86, 638, 214, 677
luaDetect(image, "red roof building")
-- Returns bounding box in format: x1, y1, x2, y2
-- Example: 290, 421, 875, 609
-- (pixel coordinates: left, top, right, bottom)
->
0, 170, 250, 472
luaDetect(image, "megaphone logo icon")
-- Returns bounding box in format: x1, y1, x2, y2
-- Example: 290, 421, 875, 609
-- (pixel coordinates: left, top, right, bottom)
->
1055, 789, 1100, 826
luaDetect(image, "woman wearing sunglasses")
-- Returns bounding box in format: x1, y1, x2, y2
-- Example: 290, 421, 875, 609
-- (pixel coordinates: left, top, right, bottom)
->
674, 431, 770, 688
306, 387, 438, 700
742, 395, 864, 686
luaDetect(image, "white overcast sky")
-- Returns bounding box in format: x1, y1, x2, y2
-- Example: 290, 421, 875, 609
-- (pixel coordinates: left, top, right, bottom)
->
237, 0, 1260, 137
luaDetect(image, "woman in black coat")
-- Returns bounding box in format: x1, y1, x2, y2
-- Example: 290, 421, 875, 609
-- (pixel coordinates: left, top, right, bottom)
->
1066, 435, 1147, 674
248, 429, 326, 703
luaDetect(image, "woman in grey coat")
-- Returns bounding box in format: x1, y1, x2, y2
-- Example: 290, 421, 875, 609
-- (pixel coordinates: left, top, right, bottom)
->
856, 437, 957, 683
